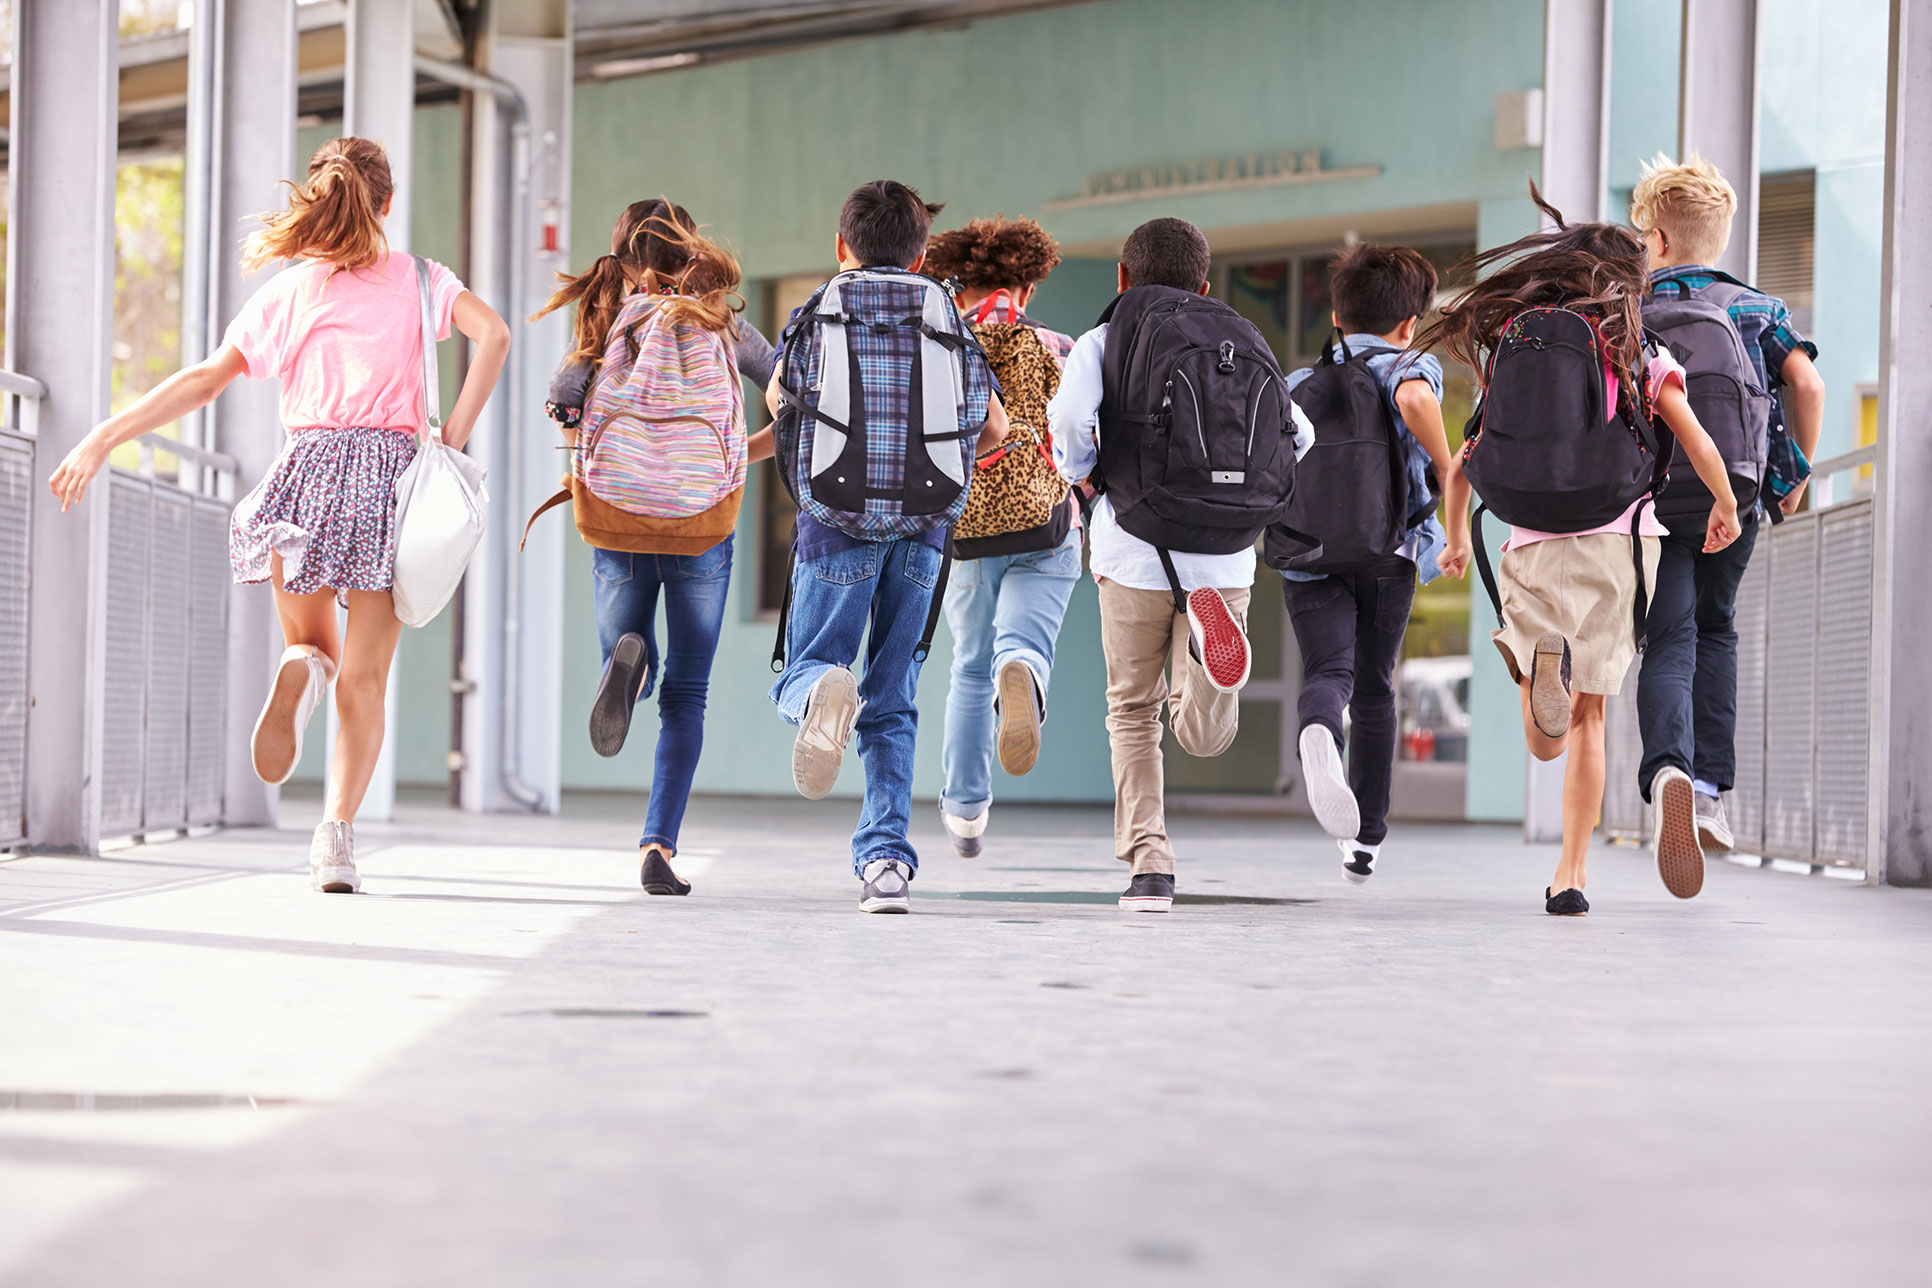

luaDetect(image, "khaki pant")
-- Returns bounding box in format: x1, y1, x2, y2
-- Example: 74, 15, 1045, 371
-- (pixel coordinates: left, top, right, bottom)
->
1097, 579, 1250, 875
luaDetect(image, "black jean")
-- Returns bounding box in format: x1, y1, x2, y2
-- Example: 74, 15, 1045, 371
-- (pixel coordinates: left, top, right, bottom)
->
1283, 557, 1417, 845
1636, 513, 1761, 800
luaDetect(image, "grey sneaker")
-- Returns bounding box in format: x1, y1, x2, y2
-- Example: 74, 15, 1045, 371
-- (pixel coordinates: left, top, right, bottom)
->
1119, 872, 1174, 912
859, 858, 912, 913
1695, 793, 1735, 851
309, 820, 359, 894
793, 666, 861, 800
1650, 766, 1705, 899
939, 806, 987, 858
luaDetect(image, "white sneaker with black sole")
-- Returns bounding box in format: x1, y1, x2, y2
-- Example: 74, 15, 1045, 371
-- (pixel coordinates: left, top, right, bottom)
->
940, 806, 988, 857
792, 665, 862, 800
309, 820, 359, 894
1339, 838, 1379, 885
859, 858, 912, 913
1299, 724, 1361, 841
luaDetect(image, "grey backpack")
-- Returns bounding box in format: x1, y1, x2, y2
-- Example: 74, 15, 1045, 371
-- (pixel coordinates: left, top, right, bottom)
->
1641, 278, 1775, 532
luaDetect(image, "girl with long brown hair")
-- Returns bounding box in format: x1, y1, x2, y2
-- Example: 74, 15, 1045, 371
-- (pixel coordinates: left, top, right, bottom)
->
1427, 185, 1740, 915
532, 201, 774, 897
49, 136, 511, 895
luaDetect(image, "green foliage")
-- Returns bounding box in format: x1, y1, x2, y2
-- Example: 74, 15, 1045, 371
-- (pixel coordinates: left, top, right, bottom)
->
113, 159, 186, 428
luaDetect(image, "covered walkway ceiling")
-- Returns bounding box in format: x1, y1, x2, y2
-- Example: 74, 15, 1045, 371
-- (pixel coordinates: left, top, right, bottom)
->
0, 0, 1095, 161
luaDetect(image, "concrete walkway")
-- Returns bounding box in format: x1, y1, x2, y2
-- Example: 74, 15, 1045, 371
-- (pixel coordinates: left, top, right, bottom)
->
2, 792, 1928, 1286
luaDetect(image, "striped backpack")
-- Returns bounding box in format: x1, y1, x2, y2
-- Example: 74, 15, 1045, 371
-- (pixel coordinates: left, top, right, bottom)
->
525, 294, 746, 554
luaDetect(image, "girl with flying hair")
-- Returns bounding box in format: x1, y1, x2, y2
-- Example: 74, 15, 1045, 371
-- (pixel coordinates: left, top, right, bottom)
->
49, 135, 511, 894
533, 201, 775, 896
1429, 184, 1740, 916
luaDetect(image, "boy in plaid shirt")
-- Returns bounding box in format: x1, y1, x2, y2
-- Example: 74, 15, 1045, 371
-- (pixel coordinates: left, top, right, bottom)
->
1631, 155, 1827, 865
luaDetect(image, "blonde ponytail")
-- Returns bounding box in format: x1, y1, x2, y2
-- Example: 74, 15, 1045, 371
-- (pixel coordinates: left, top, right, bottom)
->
242, 136, 393, 275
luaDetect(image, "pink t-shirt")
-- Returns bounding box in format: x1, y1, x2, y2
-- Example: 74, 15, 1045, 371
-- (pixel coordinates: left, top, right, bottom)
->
224, 252, 466, 433
1503, 346, 1686, 551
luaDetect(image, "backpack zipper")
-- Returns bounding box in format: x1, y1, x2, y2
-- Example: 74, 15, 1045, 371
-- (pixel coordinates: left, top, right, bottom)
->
1175, 369, 1208, 461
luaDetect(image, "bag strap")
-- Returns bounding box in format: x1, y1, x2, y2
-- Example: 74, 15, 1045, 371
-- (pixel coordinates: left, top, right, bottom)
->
1471, 505, 1503, 621
520, 486, 572, 553
913, 542, 953, 664
771, 542, 798, 673
414, 256, 442, 439
1629, 504, 1650, 651
1156, 547, 1188, 618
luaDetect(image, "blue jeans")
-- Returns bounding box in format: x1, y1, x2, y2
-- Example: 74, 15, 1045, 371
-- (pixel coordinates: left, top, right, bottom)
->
938, 527, 1082, 818
592, 537, 733, 851
768, 537, 942, 876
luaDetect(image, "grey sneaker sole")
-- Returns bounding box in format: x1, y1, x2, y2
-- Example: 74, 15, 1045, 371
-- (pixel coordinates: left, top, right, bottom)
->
793, 667, 860, 800
252, 656, 312, 785
1299, 724, 1361, 841
1654, 772, 1705, 899
859, 895, 910, 913
995, 661, 1041, 776
1529, 631, 1572, 739
589, 634, 647, 758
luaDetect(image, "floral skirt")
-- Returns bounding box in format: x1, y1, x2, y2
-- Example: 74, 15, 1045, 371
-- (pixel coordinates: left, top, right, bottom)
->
230, 426, 419, 602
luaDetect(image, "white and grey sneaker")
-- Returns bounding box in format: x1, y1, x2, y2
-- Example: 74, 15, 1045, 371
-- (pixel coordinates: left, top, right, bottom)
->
940, 806, 989, 858
859, 858, 912, 913
994, 659, 1046, 776
1695, 792, 1735, 851
309, 820, 359, 894
1299, 724, 1361, 841
1339, 838, 1379, 885
792, 666, 862, 800
1650, 766, 1705, 899
253, 645, 333, 785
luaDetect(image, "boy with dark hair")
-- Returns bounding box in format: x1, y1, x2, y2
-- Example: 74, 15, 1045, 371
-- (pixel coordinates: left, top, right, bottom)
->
1276, 243, 1458, 884
763, 180, 1008, 913
1052, 216, 1313, 911
1631, 155, 1826, 867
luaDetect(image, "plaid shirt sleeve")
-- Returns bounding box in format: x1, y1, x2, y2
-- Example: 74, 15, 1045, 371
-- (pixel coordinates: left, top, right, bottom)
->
1755, 299, 1818, 387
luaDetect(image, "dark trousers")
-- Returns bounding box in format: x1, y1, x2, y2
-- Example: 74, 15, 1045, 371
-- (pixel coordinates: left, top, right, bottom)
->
1636, 514, 1761, 800
1283, 557, 1417, 846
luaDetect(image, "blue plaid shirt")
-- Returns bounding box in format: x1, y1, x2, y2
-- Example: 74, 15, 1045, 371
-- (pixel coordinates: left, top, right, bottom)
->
1647, 266, 1816, 393
781, 273, 996, 558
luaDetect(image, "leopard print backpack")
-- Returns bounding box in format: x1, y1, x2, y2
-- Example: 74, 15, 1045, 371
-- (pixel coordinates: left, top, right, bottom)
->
953, 320, 1073, 559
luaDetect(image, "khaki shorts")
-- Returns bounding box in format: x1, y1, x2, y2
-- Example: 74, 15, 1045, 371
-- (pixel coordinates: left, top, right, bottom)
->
1491, 532, 1661, 696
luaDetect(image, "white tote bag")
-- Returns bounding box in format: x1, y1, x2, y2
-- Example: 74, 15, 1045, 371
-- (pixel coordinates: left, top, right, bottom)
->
391, 256, 488, 628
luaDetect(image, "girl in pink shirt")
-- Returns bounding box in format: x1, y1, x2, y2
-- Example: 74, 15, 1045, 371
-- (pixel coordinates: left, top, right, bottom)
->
1426, 189, 1739, 916
49, 136, 511, 895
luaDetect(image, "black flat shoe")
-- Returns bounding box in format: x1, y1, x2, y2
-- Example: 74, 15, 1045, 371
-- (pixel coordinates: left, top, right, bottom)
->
590, 633, 648, 758
641, 847, 691, 896
1545, 886, 1589, 916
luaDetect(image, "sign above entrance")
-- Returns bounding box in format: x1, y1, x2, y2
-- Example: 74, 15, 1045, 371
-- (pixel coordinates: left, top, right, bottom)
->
1045, 149, 1381, 211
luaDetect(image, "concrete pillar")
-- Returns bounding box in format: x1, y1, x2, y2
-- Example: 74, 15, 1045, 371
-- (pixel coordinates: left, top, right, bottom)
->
1679, 0, 1761, 282
333, 0, 418, 823
1541, 0, 1613, 225
205, 0, 298, 830
453, 0, 570, 814
1871, 0, 1932, 885
7, 0, 118, 852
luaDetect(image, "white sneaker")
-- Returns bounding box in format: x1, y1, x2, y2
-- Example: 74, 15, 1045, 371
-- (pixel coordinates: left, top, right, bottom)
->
309, 820, 360, 894
993, 660, 1046, 776
859, 858, 912, 913
1299, 724, 1361, 840
1650, 766, 1704, 899
940, 805, 989, 857
792, 666, 862, 800
1339, 838, 1379, 885
253, 646, 332, 785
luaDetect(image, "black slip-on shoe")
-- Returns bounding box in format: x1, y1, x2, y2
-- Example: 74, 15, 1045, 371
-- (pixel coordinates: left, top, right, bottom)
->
1120, 872, 1175, 912
590, 633, 649, 758
640, 847, 690, 896
1529, 632, 1573, 739
1545, 886, 1589, 916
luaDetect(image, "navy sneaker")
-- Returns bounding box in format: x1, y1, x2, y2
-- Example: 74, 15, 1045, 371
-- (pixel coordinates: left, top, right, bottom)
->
1119, 872, 1174, 912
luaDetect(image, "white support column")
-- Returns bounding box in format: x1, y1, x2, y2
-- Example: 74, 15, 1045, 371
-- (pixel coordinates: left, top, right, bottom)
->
8, 0, 118, 852
1524, 0, 1613, 841
455, 0, 570, 815
334, 0, 418, 824
1541, 0, 1613, 224
1679, 0, 1762, 282
1871, 0, 1932, 885
206, 0, 297, 829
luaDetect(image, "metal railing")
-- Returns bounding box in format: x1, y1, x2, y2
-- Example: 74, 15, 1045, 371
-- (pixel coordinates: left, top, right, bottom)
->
0, 370, 46, 848
1603, 449, 1877, 871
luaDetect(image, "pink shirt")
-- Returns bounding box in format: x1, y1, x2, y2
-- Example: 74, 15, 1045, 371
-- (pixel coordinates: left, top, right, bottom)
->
1503, 346, 1686, 551
225, 252, 466, 433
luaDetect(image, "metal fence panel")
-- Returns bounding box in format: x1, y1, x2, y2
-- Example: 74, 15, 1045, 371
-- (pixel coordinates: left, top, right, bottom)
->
1814, 500, 1875, 865
143, 490, 193, 830
1729, 549, 1770, 854
0, 433, 31, 847
1763, 516, 1818, 857
187, 499, 229, 824
101, 476, 153, 836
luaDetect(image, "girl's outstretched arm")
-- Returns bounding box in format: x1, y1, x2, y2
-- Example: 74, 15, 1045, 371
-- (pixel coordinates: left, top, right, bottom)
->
1653, 381, 1740, 552
442, 291, 510, 451
48, 345, 249, 512
1438, 452, 1473, 579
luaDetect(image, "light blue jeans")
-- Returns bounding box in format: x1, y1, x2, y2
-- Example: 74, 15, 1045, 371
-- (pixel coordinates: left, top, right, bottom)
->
938, 526, 1083, 819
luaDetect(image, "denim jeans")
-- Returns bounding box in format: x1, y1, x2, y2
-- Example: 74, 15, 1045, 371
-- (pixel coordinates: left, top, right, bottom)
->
769, 537, 942, 875
938, 527, 1082, 818
592, 536, 733, 851
1283, 557, 1416, 846
1636, 513, 1761, 800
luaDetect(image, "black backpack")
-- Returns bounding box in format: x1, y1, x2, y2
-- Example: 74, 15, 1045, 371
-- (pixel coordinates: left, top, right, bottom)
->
1640, 275, 1773, 534
1092, 285, 1304, 608
1265, 330, 1437, 575
1462, 306, 1669, 646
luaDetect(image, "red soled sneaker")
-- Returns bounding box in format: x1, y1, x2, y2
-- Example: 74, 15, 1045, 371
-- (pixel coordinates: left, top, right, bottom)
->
1186, 588, 1250, 693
